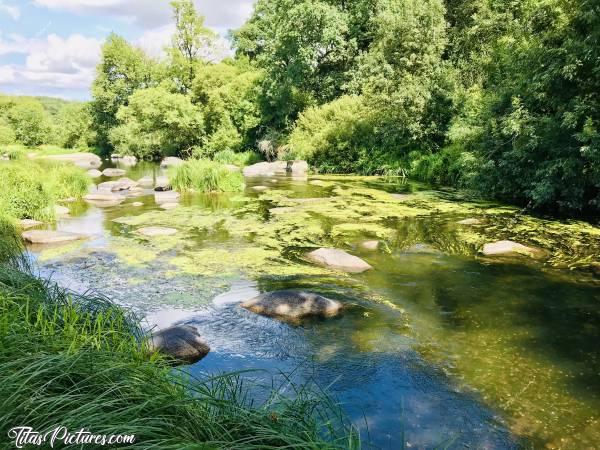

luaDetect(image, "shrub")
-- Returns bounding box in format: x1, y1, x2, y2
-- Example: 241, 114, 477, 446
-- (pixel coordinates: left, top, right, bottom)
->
213, 149, 262, 167
409, 145, 480, 187
0, 160, 90, 220
168, 159, 245, 193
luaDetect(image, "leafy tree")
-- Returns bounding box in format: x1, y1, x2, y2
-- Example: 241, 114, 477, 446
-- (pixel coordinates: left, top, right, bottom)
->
6, 99, 53, 147
109, 86, 204, 159
169, 0, 217, 93
91, 34, 162, 152
56, 103, 96, 149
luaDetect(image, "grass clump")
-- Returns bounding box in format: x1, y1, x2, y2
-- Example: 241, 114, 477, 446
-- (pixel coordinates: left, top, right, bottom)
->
213, 149, 262, 167
169, 158, 245, 193
0, 159, 90, 220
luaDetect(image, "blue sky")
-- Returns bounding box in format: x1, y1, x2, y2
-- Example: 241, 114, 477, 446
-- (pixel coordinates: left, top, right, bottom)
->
0, 0, 255, 99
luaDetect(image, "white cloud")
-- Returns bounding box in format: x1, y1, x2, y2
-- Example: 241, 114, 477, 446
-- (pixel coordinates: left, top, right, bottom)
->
0, 1, 20, 20
0, 33, 102, 92
33, 0, 255, 32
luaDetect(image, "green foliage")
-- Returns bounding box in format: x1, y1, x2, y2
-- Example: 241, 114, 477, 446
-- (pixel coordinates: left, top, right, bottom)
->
5, 98, 54, 146
0, 160, 90, 221
110, 86, 204, 159
56, 102, 96, 149
168, 159, 245, 192
408, 145, 480, 187
0, 117, 16, 145
213, 149, 262, 167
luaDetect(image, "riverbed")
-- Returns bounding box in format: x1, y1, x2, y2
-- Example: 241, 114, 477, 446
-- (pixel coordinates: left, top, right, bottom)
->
28, 160, 600, 449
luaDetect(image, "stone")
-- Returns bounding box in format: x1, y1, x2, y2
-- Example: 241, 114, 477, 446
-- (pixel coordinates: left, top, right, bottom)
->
149, 325, 209, 365
120, 155, 137, 166
111, 177, 138, 191
160, 157, 184, 168
102, 168, 127, 177
481, 240, 544, 258
154, 191, 180, 204
224, 164, 240, 172
241, 290, 343, 320
132, 202, 144, 207
22, 230, 85, 244
44, 153, 102, 169
243, 160, 308, 177
137, 227, 178, 237
20, 219, 43, 229
84, 193, 125, 207
137, 176, 154, 187
251, 185, 269, 192
160, 202, 179, 210
360, 240, 380, 251
154, 176, 171, 191
306, 248, 372, 273
87, 169, 102, 178
457, 218, 482, 225
55, 205, 70, 216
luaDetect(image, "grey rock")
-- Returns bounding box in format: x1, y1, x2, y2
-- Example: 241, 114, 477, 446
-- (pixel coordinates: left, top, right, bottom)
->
243, 160, 308, 177
102, 168, 127, 177
306, 248, 372, 273
87, 169, 102, 178
149, 325, 209, 365
481, 240, 545, 258
241, 290, 343, 320
22, 230, 86, 244
20, 219, 43, 229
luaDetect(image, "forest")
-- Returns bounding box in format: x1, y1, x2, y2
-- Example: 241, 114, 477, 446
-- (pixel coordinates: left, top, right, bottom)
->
1, 0, 598, 218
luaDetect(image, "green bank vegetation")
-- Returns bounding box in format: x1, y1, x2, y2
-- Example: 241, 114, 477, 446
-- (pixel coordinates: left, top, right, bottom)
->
0, 220, 358, 449
1, 0, 598, 217
168, 159, 245, 193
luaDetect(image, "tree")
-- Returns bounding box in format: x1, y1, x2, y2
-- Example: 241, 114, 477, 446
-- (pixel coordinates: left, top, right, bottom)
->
169, 0, 217, 93
109, 86, 204, 159
56, 103, 96, 149
91, 34, 162, 152
6, 99, 53, 147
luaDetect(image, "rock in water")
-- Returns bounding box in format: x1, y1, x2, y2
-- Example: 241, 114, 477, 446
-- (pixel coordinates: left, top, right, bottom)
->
87, 169, 102, 178
457, 218, 482, 225
160, 157, 184, 168
154, 176, 171, 192
102, 168, 126, 177
22, 230, 85, 244
137, 176, 154, 187
132, 202, 144, 207
243, 160, 308, 177
306, 248, 372, 273
84, 193, 125, 207
154, 191, 180, 204
241, 290, 343, 320
251, 185, 269, 191
481, 240, 544, 258
44, 153, 102, 169
20, 219, 43, 229
360, 240, 380, 251
137, 227, 178, 237
55, 205, 70, 216
149, 325, 210, 365
160, 202, 179, 210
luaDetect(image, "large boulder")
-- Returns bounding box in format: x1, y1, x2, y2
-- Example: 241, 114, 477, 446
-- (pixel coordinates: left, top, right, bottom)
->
148, 325, 210, 365
137, 227, 178, 237
22, 230, 85, 244
243, 160, 308, 177
120, 155, 137, 166
87, 169, 102, 178
44, 153, 102, 169
98, 177, 138, 192
102, 168, 127, 177
306, 248, 372, 273
84, 193, 125, 207
481, 240, 544, 258
160, 157, 184, 168
241, 290, 343, 320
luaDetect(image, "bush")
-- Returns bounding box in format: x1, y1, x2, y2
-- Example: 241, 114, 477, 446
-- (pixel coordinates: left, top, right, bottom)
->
213, 149, 262, 167
0, 160, 90, 220
408, 145, 480, 187
168, 159, 245, 193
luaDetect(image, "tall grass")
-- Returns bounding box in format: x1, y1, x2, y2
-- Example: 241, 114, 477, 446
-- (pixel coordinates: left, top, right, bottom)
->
169, 159, 245, 193
0, 159, 90, 220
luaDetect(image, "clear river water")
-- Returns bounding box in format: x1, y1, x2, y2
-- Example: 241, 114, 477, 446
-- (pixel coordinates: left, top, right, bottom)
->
27, 160, 600, 449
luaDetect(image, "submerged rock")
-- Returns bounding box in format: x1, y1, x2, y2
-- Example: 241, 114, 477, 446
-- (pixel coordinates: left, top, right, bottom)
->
55, 205, 70, 216
102, 168, 126, 177
360, 240, 380, 251
149, 325, 209, 365
241, 290, 343, 320
251, 185, 269, 192
20, 219, 43, 229
131, 202, 144, 207
87, 169, 102, 178
457, 218, 482, 225
160, 157, 184, 168
160, 202, 179, 210
306, 248, 372, 273
137, 227, 178, 237
22, 230, 85, 244
243, 160, 308, 177
481, 240, 544, 258
137, 176, 154, 187
84, 193, 125, 207
154, 191, 180, 204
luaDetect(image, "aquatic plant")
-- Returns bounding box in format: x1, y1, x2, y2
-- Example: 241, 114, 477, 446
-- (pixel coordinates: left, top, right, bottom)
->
168, 158, 245, 193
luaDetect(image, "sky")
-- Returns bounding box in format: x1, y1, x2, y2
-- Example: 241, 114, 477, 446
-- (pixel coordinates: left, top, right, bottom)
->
0, 0, 255, 100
